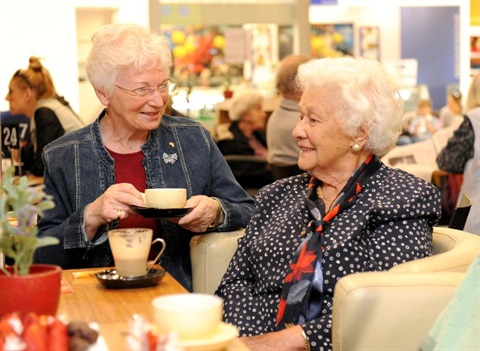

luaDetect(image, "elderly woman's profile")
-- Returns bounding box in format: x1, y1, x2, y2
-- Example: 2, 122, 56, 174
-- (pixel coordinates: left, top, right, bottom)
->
216, 56, 441, 351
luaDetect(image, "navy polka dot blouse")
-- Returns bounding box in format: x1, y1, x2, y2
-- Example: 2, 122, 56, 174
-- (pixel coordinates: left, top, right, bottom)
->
216, 165, 441, 351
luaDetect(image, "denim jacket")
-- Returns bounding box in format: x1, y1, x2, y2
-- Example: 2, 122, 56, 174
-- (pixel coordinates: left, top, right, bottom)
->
34, 110, 256, 290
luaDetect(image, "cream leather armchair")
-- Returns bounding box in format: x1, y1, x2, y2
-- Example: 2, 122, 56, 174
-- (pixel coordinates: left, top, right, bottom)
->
190, 227, 480, 349
190, 229, 245, 294
332, 227, 480, 351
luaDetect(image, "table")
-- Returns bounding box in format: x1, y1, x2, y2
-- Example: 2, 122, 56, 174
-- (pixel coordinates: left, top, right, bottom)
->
58, 267, 248, 350
26, 174, 43, 186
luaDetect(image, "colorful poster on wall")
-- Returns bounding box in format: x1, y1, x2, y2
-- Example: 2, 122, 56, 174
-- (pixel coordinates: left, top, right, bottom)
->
359, 26, 380, 61
160, 24, 242, 87
243, 23, 278, 86
224, 28, 247, 64
310, 23, 354, 58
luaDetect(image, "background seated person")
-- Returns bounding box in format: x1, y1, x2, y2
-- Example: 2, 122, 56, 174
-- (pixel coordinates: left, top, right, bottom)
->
396, 111, 415, 145
5, 56, 85, 176
407, 99, 441, 143
216, 57, 441, 351
267, 54, 311, 180
439, 88, 463, 129
216, 92, 274, 189
437, 73, 480, 235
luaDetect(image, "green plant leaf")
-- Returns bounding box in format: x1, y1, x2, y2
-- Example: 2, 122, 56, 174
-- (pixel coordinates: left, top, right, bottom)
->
1, 165, 59, 276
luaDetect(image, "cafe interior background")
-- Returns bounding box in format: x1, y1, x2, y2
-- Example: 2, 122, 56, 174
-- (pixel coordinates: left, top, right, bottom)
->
0, 0, 477, 133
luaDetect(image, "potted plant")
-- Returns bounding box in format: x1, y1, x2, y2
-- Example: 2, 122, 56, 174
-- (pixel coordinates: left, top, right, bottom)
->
223, 74, 234, 99
0, 166, 61, 317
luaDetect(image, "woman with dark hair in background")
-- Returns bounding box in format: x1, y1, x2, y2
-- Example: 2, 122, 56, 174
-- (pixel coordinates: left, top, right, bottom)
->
437, 74, 480, 235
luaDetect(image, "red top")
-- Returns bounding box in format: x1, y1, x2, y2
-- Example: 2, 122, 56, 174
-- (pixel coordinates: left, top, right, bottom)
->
107, 148, 156, 232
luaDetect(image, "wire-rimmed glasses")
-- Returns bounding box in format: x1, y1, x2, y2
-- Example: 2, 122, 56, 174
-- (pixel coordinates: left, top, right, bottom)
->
115, 79, 176, 97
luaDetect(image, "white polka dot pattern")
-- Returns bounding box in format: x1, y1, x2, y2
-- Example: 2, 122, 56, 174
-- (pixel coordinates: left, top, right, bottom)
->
215, 166, 441, 351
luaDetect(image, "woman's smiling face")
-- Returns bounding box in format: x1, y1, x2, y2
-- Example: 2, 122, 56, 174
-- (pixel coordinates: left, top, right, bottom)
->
293, 85, 354, 177
105, 64, 170, 132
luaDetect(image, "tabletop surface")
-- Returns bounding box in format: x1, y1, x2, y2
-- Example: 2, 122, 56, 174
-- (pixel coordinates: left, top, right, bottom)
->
59, 266, 187, 324
58, 267, 248, 350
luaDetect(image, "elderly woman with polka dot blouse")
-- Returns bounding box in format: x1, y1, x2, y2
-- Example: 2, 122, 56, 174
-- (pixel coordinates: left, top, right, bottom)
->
215, 57, 441, 351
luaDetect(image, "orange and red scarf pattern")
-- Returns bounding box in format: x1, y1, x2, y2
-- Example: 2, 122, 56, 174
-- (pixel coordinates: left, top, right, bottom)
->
276, 154, 381, 329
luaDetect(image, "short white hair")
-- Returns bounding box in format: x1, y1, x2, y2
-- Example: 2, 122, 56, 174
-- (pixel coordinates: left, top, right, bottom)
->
228, 92, 264, 121
297, 57, 404, 156
86, 23, 172, 97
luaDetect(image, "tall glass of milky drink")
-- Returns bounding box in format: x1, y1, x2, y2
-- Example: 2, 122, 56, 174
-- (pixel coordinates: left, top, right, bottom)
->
108, 228, 164, 277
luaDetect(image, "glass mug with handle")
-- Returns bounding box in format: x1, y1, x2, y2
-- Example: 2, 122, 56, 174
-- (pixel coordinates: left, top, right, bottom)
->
108, 228, 166, 277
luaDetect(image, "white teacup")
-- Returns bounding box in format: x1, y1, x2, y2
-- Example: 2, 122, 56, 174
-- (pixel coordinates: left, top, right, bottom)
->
143, 188, 186, 209
108, 228, 166, 277
152, 293, 223, 341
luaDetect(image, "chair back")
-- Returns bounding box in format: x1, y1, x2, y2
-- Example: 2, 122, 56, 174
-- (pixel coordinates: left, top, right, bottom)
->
190, 229, 245, 294
448, 193, 472, 230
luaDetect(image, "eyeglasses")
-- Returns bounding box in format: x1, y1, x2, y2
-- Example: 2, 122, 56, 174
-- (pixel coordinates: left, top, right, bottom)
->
115, 79, 176, 97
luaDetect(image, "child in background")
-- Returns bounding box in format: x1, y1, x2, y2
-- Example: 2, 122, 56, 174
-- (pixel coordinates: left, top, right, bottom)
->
408, 99, 441, 142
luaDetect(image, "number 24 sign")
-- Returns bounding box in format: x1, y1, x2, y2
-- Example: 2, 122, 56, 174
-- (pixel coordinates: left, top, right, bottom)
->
2, 123, 28, 149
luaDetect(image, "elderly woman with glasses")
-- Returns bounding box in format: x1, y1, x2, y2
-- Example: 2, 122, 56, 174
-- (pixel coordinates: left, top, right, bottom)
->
34, 23, 255, 291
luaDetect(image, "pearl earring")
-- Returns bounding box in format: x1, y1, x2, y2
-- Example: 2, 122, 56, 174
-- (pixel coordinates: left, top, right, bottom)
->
352, 143, 361, 152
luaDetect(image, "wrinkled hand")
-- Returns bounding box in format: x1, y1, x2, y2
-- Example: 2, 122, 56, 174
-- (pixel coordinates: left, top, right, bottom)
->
84, 183, 144, 240
177, 195, 220, 233
239, 326, 305, 351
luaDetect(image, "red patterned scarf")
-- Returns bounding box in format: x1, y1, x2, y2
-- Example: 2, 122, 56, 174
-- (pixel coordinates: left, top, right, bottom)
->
276, 154, 381, 329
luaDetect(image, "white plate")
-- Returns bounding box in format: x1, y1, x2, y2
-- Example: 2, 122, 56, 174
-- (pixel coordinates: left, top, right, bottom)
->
178, 322, 239, 351
88, 322, 108, 351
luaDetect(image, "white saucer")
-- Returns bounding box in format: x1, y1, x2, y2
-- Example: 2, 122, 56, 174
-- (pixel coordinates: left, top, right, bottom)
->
177, 322, 239, 351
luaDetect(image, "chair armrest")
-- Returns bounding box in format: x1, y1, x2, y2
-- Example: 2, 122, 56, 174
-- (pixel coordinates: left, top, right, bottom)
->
332, 271, 464, 351
190, 229, 245, 294
390, 227, 480, 273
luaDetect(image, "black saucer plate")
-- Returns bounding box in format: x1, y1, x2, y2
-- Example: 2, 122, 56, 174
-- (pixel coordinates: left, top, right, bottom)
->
132, 205, 193, 219
95, 268, 166, 289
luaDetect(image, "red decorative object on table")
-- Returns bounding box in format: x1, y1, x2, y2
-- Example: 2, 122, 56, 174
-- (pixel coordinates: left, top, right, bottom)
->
0, 264, 61, 318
